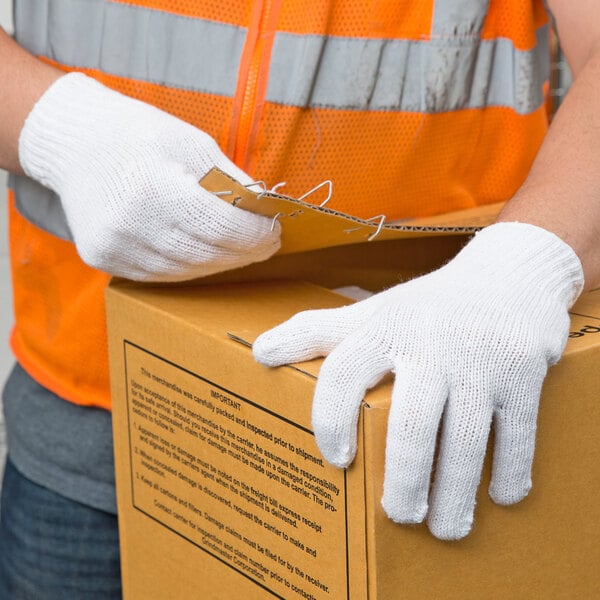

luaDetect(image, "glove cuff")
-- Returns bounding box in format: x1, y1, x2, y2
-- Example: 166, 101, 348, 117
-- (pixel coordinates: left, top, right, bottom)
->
459, 222, 584, 308
19, 72, 135, 192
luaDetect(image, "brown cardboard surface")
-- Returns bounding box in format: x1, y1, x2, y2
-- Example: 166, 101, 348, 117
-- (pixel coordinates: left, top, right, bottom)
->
196, 235, 471, 291
107, 277, 600, 600
200, 169, 501, 255
107, 281, 370, 599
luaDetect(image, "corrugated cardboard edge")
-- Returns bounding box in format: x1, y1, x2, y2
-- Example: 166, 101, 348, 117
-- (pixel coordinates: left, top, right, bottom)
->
200, 168, 502, 255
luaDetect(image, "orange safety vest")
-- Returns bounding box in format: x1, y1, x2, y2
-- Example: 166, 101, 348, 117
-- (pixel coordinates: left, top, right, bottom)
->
9, 0, 550, 410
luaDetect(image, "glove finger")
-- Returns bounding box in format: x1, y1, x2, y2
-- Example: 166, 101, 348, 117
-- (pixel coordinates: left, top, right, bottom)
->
104, 203, 278, 281
382, 366, 447, 524
167, 211, 279, 265
489, 372, 544, 505
182, 184, 282, 252
117, 163, 280, 254
254, 286, 400, 367
120, 238, 278, 282
253, 305, 361, 367
427, 388, 494, 540
312, 335, 393, 468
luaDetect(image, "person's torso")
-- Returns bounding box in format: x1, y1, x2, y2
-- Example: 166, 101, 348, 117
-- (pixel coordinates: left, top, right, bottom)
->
9, 0, 551, 408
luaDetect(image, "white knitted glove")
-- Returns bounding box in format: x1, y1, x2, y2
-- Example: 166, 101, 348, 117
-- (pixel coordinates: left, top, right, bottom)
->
19, 73, 280, 281
254, 223, 584, 539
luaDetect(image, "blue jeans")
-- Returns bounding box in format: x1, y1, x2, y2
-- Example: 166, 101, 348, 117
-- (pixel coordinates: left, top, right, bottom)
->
0, 458, 122, 599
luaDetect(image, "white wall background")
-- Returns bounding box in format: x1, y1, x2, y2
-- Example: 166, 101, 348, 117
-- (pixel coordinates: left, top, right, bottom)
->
1, 3, 15, 465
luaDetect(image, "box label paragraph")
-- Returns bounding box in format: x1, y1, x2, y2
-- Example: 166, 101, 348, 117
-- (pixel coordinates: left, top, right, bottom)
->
124, 342, 349, 599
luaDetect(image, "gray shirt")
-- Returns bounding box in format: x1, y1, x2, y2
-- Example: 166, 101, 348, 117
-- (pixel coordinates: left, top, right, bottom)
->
2, 362, 116, 514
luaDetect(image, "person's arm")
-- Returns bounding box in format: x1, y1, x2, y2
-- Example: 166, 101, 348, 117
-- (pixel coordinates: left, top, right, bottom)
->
0, 27, 63, 174
498, 0, 600, 290
0, 28, 280, 281
253, 2, 600, 540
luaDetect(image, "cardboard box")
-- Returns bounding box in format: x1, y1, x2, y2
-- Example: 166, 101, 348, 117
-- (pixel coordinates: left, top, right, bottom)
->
106, 247, 600, 599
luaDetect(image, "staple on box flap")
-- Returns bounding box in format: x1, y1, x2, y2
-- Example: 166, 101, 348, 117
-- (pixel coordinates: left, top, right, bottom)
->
200, 168, 502, 255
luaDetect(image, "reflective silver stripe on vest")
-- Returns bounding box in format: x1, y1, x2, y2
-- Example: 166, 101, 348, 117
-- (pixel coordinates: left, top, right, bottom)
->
267, 0, 546, 115
267, 27, 548, 113
12, 0, 549, 240
14, 0, 246, 97
16, 0, 548, 114
9, 174, 73, 241
432, 0, 490, 37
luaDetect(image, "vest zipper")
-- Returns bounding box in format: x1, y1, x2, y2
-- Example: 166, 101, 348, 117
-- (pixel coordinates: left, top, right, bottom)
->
228, 0, 279, 172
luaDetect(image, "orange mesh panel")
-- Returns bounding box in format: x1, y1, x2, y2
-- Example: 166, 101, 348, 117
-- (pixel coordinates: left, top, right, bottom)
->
251, 104, 547, 220
482, 0, 549, 50
278, 0, 433, 39
472, 106, 548, 200
109, 0, 253, 26
40, 60, 235, 152
8, 195, 112, 410
108, 0, 546, 45
110, 0, 433, 39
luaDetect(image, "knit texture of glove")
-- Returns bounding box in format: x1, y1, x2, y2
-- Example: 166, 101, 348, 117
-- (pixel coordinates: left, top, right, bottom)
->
19, 73, 280, 281
253, 223, 584, 539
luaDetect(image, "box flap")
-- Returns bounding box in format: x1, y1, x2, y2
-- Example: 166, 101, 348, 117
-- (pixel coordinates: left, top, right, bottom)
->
200, 168, 501, 255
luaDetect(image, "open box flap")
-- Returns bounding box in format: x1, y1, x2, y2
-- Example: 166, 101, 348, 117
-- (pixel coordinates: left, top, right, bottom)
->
200, 168, 503, 256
